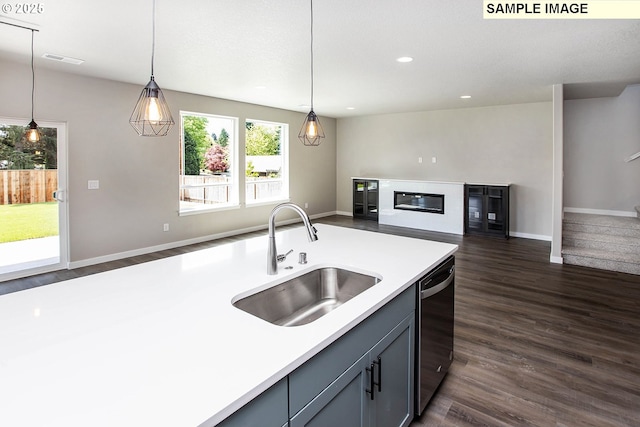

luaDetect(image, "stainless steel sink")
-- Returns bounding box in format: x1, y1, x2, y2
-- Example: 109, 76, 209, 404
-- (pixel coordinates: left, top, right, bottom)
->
233, 267, 381, 327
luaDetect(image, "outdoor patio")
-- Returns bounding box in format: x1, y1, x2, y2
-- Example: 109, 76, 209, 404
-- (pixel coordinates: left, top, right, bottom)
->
0, 236, 59, 274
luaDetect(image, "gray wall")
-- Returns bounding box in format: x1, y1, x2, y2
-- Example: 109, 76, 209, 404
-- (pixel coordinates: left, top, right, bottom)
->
564, 85, 640, 214
336, 102, 554, 239
0, 59, 336, 264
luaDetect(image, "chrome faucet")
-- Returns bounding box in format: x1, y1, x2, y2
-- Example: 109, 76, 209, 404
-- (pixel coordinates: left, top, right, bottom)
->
268, 202, 318, 275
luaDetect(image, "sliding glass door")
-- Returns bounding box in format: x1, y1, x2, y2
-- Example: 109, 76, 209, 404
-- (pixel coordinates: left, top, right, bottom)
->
0, 118, 68, 281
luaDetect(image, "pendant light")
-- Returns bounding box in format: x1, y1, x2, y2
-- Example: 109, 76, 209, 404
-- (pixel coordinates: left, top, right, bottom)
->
26, 29, 40, 143
129, 0, 174, 137
298, 0, 325, 146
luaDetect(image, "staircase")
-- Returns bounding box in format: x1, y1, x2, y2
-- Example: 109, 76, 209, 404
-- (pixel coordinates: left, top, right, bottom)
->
562, 212, 640, 275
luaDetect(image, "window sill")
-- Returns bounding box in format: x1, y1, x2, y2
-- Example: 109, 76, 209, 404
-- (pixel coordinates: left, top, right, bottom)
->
179, 203, 241, 217
245, 198, 291, 208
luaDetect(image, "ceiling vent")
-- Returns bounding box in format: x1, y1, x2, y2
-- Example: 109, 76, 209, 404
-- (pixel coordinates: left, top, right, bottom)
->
42, 53, 84, 65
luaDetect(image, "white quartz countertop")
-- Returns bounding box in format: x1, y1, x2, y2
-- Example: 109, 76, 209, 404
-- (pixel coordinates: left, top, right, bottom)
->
0, 224, 457, 427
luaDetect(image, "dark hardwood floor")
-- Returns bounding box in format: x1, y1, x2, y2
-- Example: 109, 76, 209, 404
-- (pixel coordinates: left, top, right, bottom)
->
323, 216, 640, 427
2, 215, 639, 426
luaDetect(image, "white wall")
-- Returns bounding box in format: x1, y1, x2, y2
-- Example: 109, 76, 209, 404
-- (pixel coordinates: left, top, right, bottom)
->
564, 85, 640, 215
0, 58, 337, 264
337, 102, 554, 239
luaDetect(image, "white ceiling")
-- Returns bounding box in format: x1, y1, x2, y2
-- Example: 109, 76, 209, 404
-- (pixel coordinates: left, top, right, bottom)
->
1, 0, 640, 118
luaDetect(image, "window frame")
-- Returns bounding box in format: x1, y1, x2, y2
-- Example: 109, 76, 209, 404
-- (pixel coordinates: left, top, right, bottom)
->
244, 118, 290, 207
179, 111, 239, 216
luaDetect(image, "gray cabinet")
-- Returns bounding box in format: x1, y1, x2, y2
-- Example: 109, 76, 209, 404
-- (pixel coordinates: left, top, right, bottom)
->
216, 378, 288, 427
370, 315, 414, 427
290, 354, 370, 427
290, 287, 415, 427
218, 286, 415, 427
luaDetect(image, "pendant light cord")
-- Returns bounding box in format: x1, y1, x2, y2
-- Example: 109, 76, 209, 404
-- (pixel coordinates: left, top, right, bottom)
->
151, 0, 156, 77
310, 0, 314, 111
31, 29, 35, 120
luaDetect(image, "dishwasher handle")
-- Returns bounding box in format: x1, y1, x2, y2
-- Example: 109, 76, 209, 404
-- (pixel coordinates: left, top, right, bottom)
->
420, 265, 455, 299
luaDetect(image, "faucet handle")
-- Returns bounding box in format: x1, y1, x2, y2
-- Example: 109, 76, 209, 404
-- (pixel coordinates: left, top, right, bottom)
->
277, 249, 294, 263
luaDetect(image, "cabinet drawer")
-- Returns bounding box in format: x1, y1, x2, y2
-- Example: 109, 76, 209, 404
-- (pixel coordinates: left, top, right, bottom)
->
289, 285, 415, 416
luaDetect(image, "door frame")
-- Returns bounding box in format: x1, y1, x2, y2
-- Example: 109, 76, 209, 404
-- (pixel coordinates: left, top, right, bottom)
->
0, 117, 69, 282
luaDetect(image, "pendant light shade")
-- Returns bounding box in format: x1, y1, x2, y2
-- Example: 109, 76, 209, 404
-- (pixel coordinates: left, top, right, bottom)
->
26, 29, 41, 143
26, 120, 40, 143
298, 0, 325, 146
298, 110, 324, 146
129, 0, 174, 137
130, 76, 174, 136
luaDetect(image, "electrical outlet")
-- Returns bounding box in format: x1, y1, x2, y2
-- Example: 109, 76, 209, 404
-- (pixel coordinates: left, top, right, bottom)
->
418, 157, 423, 164
432, 157, 437, 164
304, 202, 309, 209
163, 223, 169, 232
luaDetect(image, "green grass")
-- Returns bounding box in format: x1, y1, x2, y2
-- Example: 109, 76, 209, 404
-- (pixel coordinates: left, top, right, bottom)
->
0, 202, 58, 243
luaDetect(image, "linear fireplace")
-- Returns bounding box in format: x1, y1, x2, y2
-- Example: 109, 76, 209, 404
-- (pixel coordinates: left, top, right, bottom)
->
394, 191, 444, 214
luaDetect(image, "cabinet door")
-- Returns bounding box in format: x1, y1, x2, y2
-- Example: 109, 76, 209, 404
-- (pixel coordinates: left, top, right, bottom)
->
217, 378, 288, 427
353, 179, 379, 220
369, 315, 415, 427
366, 180, 378, 220
486, 186, 507, 235
290, 355, 370, 427
354, 180, 366, 217
465, 185, 485, 233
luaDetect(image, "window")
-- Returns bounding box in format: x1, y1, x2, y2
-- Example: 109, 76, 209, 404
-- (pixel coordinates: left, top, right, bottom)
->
245, 119, 289, 205
179, 112, 238, 214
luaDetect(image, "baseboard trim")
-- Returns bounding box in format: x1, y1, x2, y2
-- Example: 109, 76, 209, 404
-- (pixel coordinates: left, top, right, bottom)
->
510, 231, 552, 241
335, 210, 353, 217
69, 210, 337, 270
564, 207, 637, 217
550, 255, 564, 264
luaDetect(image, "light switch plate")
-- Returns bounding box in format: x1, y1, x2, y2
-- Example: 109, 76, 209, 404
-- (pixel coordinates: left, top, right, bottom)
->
88, 180, 99, 190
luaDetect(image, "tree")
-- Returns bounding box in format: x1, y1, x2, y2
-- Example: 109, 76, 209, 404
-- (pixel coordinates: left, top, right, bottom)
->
246, 123, 280, 156
205, 144, 229, 173
41, 127, 58, 169
218, 128, 229, 147
245, 160, 259, 177
0, 124, 50, 170
183, 116, 210, 175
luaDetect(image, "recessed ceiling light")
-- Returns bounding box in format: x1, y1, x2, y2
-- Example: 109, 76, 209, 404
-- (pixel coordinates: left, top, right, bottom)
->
254, 85, 267, 90
299, 104, 311, 109
460, 95, 472, 99
42, 53, 84, 65
346, 107, 355, 110
396, 56, 413, 63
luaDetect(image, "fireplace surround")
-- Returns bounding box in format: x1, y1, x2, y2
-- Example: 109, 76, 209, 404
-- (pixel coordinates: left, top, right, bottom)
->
374, 178, 465, 235
394, 191, 444, 214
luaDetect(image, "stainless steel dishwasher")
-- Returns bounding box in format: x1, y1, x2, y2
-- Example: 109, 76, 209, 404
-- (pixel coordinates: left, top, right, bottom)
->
415, 256, 455, 415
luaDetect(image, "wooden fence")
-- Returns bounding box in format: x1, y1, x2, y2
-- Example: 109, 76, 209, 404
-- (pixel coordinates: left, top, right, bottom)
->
0, 170, 58, 205
180, 175, 283, 204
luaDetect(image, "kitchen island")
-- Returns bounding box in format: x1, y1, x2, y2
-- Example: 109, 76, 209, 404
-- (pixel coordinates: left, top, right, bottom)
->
0, 224, 457, 426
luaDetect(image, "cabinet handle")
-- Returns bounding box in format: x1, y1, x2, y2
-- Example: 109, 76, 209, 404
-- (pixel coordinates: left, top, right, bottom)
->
365, 364, 375, 400
373, 357, 382, 392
